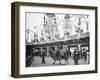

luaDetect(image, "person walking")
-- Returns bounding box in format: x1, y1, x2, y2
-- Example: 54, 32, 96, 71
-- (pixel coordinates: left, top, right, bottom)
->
41, 49, 46, 64
73, 49, 79, 65
83, 48, 87, 63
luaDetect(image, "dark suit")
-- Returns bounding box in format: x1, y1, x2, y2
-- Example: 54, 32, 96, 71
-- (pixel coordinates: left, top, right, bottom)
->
73, 51, 79, 65
41, 50, 46, 64
83, 51, 87, 62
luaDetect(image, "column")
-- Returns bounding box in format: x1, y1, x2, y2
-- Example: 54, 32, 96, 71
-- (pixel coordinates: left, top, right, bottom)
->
46, 46, 49, 56
78, 44, 81, 58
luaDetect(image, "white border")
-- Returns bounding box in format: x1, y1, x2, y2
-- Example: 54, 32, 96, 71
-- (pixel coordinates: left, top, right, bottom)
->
19, 6, 95, 74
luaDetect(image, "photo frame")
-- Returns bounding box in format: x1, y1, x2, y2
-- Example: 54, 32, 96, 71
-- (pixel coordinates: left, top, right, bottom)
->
11, 2, 98, 78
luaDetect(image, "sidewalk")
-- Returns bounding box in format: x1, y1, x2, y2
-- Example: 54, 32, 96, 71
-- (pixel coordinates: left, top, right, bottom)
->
30, 56, 89, 67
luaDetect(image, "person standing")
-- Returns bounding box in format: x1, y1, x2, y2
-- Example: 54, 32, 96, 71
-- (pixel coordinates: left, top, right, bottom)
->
64, 50, 69, 64
73, 49, 79, 65
86, 50, 90, 64
83, 48, 87, 63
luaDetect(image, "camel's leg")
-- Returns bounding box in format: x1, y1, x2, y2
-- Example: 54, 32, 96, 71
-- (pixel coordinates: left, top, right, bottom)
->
66, 59, 69, 64
64, 60, 66, 65
53, 60, 56, 65
59, 60, 61, 65
64, 59, 67, 65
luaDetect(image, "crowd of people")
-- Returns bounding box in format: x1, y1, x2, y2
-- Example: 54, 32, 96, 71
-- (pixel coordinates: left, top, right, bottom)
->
26, 45, 90, 67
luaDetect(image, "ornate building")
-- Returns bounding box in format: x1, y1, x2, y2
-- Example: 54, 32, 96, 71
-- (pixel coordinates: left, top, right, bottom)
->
26, 13, 90, 46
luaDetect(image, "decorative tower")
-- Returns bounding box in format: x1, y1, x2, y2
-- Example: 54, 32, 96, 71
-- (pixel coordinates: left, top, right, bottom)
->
44, 13, 57, 41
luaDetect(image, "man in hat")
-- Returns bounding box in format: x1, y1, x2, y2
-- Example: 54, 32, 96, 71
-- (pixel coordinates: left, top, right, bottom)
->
73, 49, 79, 65
41, 49, 46, 64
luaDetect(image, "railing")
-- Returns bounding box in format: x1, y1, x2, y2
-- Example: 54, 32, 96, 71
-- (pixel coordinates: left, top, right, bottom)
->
68, 32, 89, 40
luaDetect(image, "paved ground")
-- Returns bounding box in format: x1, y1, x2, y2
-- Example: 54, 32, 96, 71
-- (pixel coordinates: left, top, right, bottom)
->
30, 56, 89, 67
